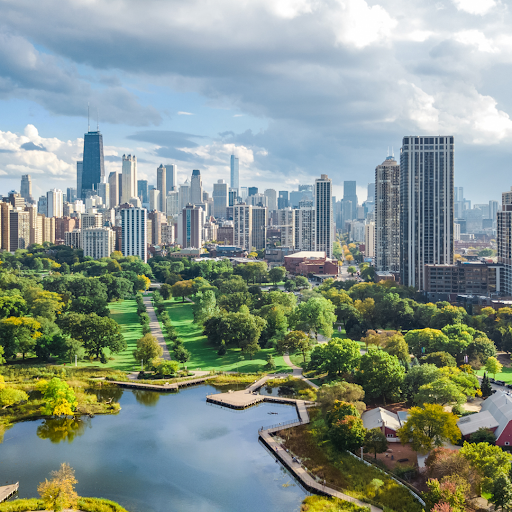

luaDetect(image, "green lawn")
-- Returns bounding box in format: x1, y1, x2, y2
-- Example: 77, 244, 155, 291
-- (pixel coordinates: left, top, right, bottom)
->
476, 366, 512, 383
68, 299, 142, 372
163, 298, 290, 373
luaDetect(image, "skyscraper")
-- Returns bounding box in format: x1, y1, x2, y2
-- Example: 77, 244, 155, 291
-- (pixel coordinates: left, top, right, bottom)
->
264, 189, 277, 211
20, 175, 33, 204
375, 156, 400, 272
76, 161, 83, 200
278, 191, 289, 209
165, 164, 177, 194
213, 179, 229, 219
234, 204, 252, 251
181, 204, 204, 248
278, 208, 295, 248
230, 155, 239, 193
314, 175, 333, 258
157, 165, 166, 212
251, 207, 267, 250
121, 154, 137, 204
109, 172, 120, 208
190, 170, 203, 204
80, 130, 104, 199
46, 189, 63, 218
400, 135, 454, 289
121, 207, 147, 262
294, 207, 314, 251
342, 181, 358, 221
137, 180, 148, 205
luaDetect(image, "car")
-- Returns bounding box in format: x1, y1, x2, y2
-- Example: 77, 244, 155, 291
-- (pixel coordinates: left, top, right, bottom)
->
495, 380, 506, 386
489, 378, 495, 383
506, 384, 512, 390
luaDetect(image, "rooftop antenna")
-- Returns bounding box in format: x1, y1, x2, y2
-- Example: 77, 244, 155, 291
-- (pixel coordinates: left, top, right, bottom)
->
387, 146, 390, 157
87, 102, 90, 132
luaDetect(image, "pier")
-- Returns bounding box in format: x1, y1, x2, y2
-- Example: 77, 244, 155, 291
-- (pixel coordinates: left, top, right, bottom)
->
109, 375, 216, 392
0, 483, 19, 502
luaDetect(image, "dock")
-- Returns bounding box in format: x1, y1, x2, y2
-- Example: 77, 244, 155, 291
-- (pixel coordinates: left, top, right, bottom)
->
0, 483, 19, 502
109, 375, 216, 392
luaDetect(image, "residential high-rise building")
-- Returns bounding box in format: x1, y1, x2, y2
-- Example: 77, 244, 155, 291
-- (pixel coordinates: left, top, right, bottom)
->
137, 180, 148, 205
230, 155, 239, 193
314, 175, 333, 258
108, 172, 120, 208
97, 182, 109, 208
83, 227, 115, 259
228, 189, 238, 207
121, 154, 137, 204
264, 189, 277, 211
365, 222, 376, 259
149, 189, 160, 212
375, 156, 400, 272
278, 208, 295, 248
252, 206, 267, 250
121, 207, 147, 262
213, 180, 229, 219
148, 211, 167, 246
166, 191, 180, 217
20, 175, 33, 204
400, 135, 454, 289
80, 131, 104, 199
342, 181, 358, 222
8, 192, 25, 209
234, 204, 252, 251
157, 165, 166, 212
9, 209, 30, 250
181, 204, 204, 248
278, 191, 289, 209
179, 180, 190, 211
294, 207, 314, 251
190, 170, 203, 204
37, 196, 47, 216
165, 165, 177, 194
0, 202, 11, 251
67, 188, 77, 203
46, 189, 63, 218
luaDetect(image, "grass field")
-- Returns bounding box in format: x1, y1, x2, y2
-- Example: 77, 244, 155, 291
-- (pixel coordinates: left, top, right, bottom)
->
163, 298, 291, 373
476, 366, 512, 383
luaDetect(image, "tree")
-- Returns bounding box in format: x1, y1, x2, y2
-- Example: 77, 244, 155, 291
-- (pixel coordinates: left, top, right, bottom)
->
480, 372, 493, 398
356, 348, 405, 404
136, 274, 151, 292
284, 280, 296, 292
0, 387, 28, 407
421, 351, 457, 368
65, 338, 84, 365
171, 280, 194, 302
364, 428, 388, 459
316, 381, 366, 416
308, 338, 361, 377
397, 404, 461, 453
489, 474, 512, 512
0, 316, 42, 359
192, 289, 218, 325
414, 378, 465, 406
424, 477, 468, 512
405, 328, 450, 358
160, 283, 173, 300
153, 359, 179, 376
38, 463, 78, 512
278, 330, 312, 363
290, 296, 336, 339
383, 334, 410, 365
174, 344, 191, 365
347, 266, 357, 276
294, 276, 309, 290
30, 290, 64, 321
0, 345, 4, 365
0, 295, 27, 319
99, 274, 133, 301
133, 333, 163, 366
59, 312, 126, 359
38, 377, 77, 416
268, 266, 286, 285
328, 402, 366, 452
470, 427, 496, 445
485, 356, 503, 379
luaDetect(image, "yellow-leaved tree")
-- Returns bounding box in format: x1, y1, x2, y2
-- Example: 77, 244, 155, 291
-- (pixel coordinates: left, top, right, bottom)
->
37, 378, 77, 417
38, 462, 78, 512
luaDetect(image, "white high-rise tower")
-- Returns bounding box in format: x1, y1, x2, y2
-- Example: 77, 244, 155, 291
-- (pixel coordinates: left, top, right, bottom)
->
121, 154, 138, 204
314, 175, 333, 258
230, 155, 239, 194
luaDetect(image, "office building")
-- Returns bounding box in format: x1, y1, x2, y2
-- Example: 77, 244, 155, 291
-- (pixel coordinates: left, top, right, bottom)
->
400, 135, 454, 289
213, 180, 229, 219
314, 175, 333, 259
375, 156, 400, 272
20, 175, 33, 204
248, 187, 258, 197
342, 181, 358, 222
121, 207, 147, 262
83, 227, 115, 259
252, 206, 267, 250
264, 189, 277, 211
181, 204, 204, 248
294, 207, 315, 252
137, 180, 148, 205
165, 164, 177, 194
248, 193, 267, 207
97, 182, 109, 208
190, 170, 203, 204
278, 208, 295, 248
121, 154, 137, 204
80, 130, 104, 199
278, 191, 289, 209
157, 165, 166, 212
8, 192, 25, 209
148, 211, 167, 246
166, 191, 180, 216
46, 189, 63, 218
240, 187, 248, 201
108, 172, 120, 208
230, 155, 239, 193
149, 189, 160, 212
76, 161, 83, 200
179, 180, 190, 210
233, 204, 252, 251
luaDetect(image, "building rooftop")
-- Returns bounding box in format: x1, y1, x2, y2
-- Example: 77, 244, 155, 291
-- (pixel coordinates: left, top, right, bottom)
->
362, 407, 401, 432
285, 251, 326, 259
457, 410, 499, 437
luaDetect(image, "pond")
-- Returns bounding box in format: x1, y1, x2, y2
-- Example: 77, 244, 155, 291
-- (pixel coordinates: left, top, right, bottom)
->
0, 385, 306, 512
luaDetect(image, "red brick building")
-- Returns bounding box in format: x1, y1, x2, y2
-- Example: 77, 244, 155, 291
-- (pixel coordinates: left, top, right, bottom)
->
284, 251, 339, 276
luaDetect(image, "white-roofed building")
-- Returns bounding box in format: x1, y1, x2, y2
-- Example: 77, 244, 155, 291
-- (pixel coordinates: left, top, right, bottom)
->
457, 391, 512, 446
361, 407, 404, 442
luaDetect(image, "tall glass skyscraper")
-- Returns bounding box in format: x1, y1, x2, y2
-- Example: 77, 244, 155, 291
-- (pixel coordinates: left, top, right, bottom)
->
314, 175, 333, 259
80, 131, 104, 199
230, 155, 239, 193
400, 135, 454, 290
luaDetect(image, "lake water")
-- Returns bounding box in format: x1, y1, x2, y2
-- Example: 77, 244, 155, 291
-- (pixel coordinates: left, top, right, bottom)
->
0, 385, 305, 512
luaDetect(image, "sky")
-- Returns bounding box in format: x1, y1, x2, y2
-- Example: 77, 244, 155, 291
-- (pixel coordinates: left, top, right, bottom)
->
0, 0, 511, 204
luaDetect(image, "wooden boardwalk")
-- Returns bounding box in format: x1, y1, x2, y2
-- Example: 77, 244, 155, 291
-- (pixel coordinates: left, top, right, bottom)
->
0, 483, 18, 502
110, 375, 215, 392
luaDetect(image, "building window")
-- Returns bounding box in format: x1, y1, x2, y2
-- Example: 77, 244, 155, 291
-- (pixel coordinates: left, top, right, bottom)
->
506, 442, 510, 446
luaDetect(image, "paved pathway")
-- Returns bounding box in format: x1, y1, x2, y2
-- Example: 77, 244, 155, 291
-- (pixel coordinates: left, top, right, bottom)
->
143, 295, 171, 361
282, 353, 319, 390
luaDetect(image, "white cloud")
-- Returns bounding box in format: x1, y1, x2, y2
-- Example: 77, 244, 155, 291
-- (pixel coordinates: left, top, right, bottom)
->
453, 0, 496, 15
177, 111, 194, 115
454, 30, 497, 52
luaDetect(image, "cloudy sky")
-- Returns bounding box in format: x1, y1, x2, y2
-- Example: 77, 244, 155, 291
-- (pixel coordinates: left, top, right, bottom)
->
0, 0, 511, 203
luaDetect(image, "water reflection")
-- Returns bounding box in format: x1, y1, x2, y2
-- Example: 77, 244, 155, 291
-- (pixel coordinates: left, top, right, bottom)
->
87, 385, 124, 403
36, 417, 91, 444
132, 389, 161, 406
260, 385, 295, 397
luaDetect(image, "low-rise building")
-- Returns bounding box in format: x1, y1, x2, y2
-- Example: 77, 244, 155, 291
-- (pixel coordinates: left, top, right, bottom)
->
284, 251, 339, 276
361, 408, 408, 442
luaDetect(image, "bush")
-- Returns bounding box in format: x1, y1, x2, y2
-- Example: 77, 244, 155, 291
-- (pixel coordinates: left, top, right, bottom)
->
78, 498, 130, 512
451, 403, 466, 416
0, 499, 44, 512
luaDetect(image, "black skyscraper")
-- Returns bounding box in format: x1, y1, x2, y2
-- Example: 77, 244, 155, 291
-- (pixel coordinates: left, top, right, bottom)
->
80, 131, 104, 199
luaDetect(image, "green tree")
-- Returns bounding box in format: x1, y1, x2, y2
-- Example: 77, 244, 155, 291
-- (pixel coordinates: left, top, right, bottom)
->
193, 289, 218, 325
397, 404, 461, 453
284, 280, 296, 292
294, 276, 309, 290
347, 266, 357, 276
278, 330, 312, 363
480, 372, 492, 398
171, 280, 194, 302
485, 356, 503, 379
309, 338, 361, 377
0, 345, 4, 365
414, 377, 465, 406
328, 402, 366, 452
421, 351, 457, 368
404, 328, 450, 358
470, 428, 496, 445
268, 266, 286, 285
0, 316, 42, 359
364, 428, 388, 459
316, 381, 366, 416
38, 377, 77, 416
98, 274, 133, 301
153, 359, 179, 376
0, 295, 27, 319
383, 334, 410, 365
160, 283, 173, 300
489, 474, 512, 511
59, 312, 126, 359
133, 333, 163, 366
174, 344, 191, 365
356, 348, 405, 404
290, 296, 336, 339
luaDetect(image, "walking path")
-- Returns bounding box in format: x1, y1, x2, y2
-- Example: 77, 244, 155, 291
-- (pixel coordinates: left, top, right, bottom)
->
282, 353, 319, 389
143, 295, 171, 360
